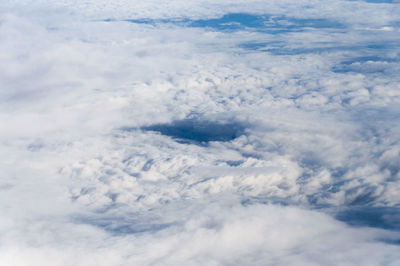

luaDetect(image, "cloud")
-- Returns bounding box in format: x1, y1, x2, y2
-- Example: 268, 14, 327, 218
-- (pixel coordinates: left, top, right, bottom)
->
1, 0, 400, 265
1, 203, 400, 266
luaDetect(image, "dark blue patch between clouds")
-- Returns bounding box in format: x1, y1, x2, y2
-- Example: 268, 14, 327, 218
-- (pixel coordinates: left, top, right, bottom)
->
241, 41, 400, 54
362, 0, 399, 3
332, 56, 395, 74
334, 206, 400, 231
340, 56, 398, 65
75, 215, 174, 235
190, 14, 344, 33
140, 119, 246, 144
113, 13, 344, 34
346, 0, 399, 2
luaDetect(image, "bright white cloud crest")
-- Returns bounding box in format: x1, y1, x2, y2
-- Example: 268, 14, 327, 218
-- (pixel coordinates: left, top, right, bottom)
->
1, 0, 400, 265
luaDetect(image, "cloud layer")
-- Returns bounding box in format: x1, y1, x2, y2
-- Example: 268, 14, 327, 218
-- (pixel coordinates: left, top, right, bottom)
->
1, 0, 400, 265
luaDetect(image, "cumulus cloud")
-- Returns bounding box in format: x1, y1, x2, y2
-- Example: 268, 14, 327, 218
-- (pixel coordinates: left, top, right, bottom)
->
1, 0, 400, 265
2, 202, 400, 266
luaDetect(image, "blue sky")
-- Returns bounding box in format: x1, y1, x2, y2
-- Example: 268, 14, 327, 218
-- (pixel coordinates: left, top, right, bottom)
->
1, 0, 400, 265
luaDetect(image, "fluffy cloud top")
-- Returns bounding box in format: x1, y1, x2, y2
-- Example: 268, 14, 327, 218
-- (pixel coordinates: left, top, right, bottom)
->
1, 0, 400, 265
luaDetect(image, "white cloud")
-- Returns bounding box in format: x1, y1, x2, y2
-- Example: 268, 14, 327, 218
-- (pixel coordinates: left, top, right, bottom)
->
1, 203, 400, 266
1, 0, 400, 265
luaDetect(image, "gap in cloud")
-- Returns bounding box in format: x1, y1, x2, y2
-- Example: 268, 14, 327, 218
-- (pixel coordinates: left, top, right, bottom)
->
332, 56, 397, 74
238, 41, 283, 51
333, 206, 400, 231
331, 48, 400, 74
139, 118, 246, 145
74, 214, 174, 235
256, 41, 399, 56
111, 13, 344, 34
381, 239, 400, 245
189, 14, 345, 33
189, 13, 344, 33
365, 0, 400, 3
340, 56, 398, 65
346, 0, 400, 2
123, 17, 190, 25
258, 45, 357, 55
